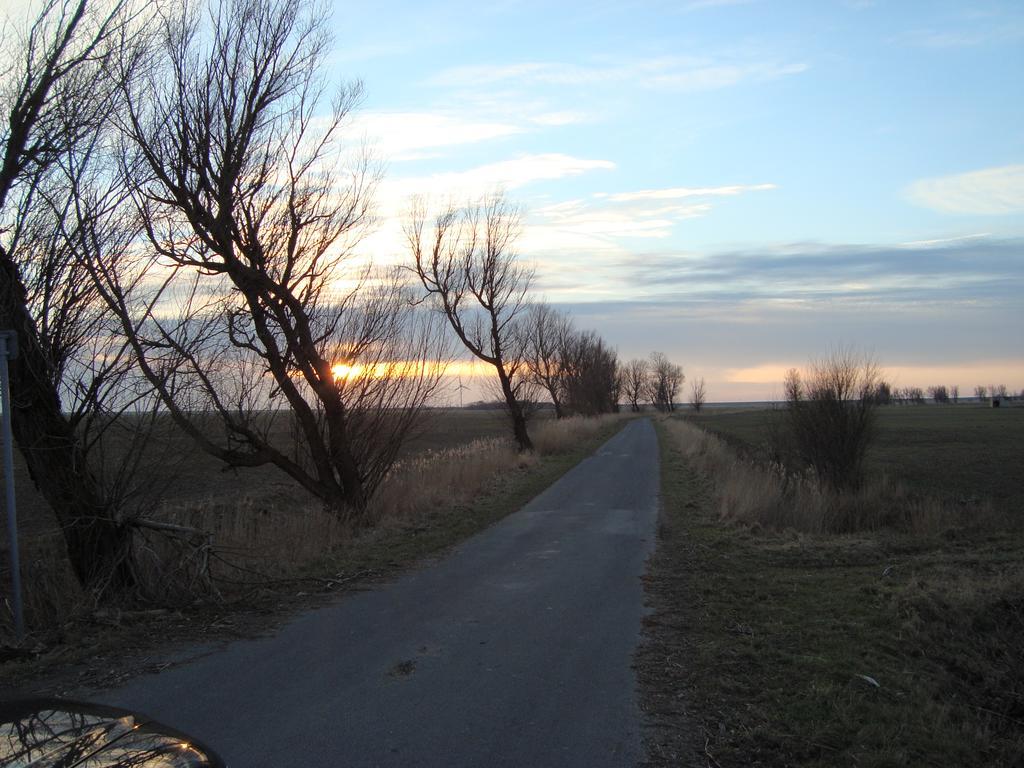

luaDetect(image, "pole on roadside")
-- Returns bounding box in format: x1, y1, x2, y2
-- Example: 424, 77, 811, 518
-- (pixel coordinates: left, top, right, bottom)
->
0, 330, 24, 643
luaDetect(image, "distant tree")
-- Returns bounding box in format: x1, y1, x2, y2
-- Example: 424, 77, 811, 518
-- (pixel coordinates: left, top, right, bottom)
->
783, 349, 880, 491
689, 377, 707, 412
992, 384, 1008, 400
871, 380, 893, 405
409, 194, 534, 450
521, 302, 573, 418
928, 385, 950, 404
622, 359, 649, 412
974, 385, 988, 401
950, 385, 959, 404
900, 386, 925, 405
648, 352, 683, 412
560, 330, 620, 416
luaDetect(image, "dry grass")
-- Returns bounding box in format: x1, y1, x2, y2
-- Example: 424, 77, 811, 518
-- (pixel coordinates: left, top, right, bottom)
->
663, 418, 989, 535
642, 419, 1024, 767
530, 413, 627, 454
2, 414, 629, 647
145, 415, 625, 587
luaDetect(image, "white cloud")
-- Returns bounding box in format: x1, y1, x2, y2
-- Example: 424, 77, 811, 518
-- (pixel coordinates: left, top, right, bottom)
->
527, 199, 697, 244
644, 62, 807, 90
355, 155, 618, 265
429, 55, 807, 93
906, 164, 1024, 215
386, 154, 615, 199
352, 111, 523, 161
517, 182, 776, 260
898, 233, 991, 248
528, 111, 593, 126
892, 22, 1024, 49
684, 0, 755, 11
598, 183, 777, 202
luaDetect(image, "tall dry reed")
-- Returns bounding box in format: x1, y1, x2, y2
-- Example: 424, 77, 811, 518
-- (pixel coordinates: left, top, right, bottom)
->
4, 414, 623, 638
664, 419, 973, 534
531, 413, 626, 455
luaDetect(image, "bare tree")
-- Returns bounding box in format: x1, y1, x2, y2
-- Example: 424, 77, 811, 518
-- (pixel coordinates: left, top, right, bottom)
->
622, 359, 648, 412
950, 384, 959, 404
689, 377, 707, 412
974, 385, 988, 402
0, 0, 145, 593
94, 0, 447, 522
521, 302, 573, 418
875, 380, 893, 405
648, 351, 683, 412
784, 349, 880, 491
408, 194, 534, 450
927, 385, 950, 404
559, 329, 619, 416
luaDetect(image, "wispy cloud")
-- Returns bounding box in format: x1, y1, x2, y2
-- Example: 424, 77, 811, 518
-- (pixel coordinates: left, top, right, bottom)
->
520, 183, 776, 257
351, 111, 523, 162
350, 106, 593, 164
598, 183, 777, 202
893, 21, 1024, 49
605, 237, 1024, 305
684, 0, 755, 10
906, 164, 1024, 215
544, 237, 1022, 398
393, 154, 615, 197
429, 55, 808, 92
357, 154, 618, 263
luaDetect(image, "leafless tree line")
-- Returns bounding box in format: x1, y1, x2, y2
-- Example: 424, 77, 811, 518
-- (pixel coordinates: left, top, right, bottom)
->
2, 0, 700, 606
869, 381, 1018, 406
621, 353, 693, 412
409, 198, 646, 449
520, 304, 622, 419
1, 0, 448, 599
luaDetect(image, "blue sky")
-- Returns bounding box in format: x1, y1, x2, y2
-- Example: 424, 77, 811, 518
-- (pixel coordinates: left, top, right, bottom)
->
332, 0, 1023, 400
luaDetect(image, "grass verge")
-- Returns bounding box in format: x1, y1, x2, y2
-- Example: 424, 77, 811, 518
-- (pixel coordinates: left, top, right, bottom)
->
638, 419, 1024, 767
1, 415, 629, 696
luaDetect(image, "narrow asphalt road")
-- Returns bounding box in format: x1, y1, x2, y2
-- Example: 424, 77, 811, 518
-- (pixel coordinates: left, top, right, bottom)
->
93, 418, 660, 767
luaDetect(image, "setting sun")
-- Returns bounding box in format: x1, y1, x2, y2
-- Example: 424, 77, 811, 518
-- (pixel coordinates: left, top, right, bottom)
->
331, 363, 366, 380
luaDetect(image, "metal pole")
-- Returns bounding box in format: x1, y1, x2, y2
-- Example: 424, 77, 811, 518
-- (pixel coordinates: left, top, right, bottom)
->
0, 332, 24, 642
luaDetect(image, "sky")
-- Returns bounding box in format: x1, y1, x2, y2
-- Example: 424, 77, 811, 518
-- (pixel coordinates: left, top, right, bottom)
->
6, 0, 1019, 402
320, 0, 1024, 401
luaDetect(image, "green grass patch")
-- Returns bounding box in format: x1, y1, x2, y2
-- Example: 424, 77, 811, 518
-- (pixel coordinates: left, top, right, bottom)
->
641, 420, 1024, 767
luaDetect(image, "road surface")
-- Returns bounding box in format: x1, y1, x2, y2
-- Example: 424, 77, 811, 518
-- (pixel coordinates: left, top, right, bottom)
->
94, 418, 660, 767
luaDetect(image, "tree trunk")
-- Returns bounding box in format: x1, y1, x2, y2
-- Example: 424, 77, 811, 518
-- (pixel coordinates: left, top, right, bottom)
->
552, 395, 564, 420
510, 406, 533, 452
495, 366, 532, 452
0, 252, 134, 596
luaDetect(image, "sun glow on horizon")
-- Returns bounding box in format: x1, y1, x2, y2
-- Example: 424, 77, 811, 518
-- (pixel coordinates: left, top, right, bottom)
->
331, 359, 493, 382
332, 362, 368, 380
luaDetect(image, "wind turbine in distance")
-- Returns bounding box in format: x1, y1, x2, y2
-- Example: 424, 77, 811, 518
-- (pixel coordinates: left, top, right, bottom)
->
455, 376, 469, 409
